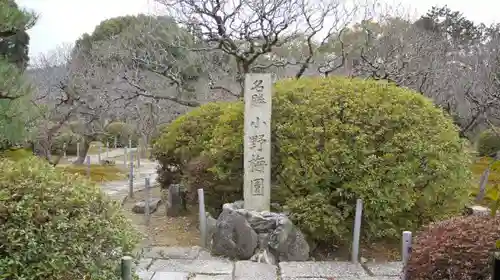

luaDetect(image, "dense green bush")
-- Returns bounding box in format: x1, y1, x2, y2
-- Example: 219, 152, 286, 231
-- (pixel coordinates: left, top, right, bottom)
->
152, 102, 234, 204
51, 130, 80, 156
103, 122, 139, 147
0, 147, 33, 160
154, 76, 472, 243
477, 127, 500, 156
406, 215, 500, 279
0, 157, 139, 279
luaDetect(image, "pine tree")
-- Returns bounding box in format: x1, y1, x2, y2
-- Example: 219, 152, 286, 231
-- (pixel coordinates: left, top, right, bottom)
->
0, 1, 37, 150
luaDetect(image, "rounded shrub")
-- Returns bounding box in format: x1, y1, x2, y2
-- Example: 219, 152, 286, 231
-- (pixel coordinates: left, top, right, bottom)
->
406, 215, 500, 279
154, 77, 472, 244
152, 102, 232, 203
51, 130, 81, 156
0, 157, 140, 279
477, 127, 500, 157
103, 122, 138, 147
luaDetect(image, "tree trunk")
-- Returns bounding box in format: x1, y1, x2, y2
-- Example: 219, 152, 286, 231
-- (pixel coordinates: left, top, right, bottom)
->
73, 139, 91, 164
33, 137, 52, 161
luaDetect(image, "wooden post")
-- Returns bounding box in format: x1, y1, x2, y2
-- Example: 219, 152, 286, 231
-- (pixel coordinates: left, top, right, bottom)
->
124, 147, 127, 166
243, 73, 272, 211
129, 152, 134, 198
129, 138, 132, 149
77, 142, 80, 158
145, 177, 151, 226
114, 136, 117, 149
121, 256, 133, 280
198, 188, 207, 248
97, 143, 102, 163
86, 155, 91, 178
106, 141, 109, 158
63, 143, 67, 158
137, 144, 141, 168
402, 231, 412, 280
351, 199, 363, 263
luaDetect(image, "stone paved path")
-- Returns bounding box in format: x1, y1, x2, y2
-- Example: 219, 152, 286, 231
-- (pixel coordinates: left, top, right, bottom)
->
134, 246, 403, 280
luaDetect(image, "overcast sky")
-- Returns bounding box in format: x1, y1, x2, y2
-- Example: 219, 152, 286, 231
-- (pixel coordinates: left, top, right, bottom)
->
15, 0, 500, 59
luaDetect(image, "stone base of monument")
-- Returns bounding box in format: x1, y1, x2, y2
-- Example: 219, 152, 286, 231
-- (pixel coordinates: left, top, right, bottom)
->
207, 200, 310, 265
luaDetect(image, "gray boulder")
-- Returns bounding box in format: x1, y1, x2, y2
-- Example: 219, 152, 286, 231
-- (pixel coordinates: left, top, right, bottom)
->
274, 226, 310, 262
132, 198, 162, 214
209, 201, 310, 262
211, 208, 258, 259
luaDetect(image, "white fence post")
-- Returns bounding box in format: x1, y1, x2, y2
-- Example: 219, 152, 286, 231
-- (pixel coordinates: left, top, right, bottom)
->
351, 199, 363, 263
106, 141, 109, 158
86, 155, 91, 178
124, 147, 127, 166
198, 188, 207, 248
97, 143, 102, 163
402, 231, 412, 280
128, 152, 134, 198
145, 177, 151, 226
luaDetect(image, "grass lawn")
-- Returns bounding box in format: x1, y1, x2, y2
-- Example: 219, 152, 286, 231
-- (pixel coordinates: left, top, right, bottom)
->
57, 164, 127, 183
108, 148, 152, 160
469, 156, 500, 205
87, 141, 105, 154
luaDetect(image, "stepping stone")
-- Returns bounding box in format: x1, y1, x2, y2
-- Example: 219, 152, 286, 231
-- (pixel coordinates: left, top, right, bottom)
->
191, 275, 233, 280
143, 246, 201, 260
234, 260, 276, 280
279, 261, 368, 278
132, 198, 162, 214
136, 270, 154, 280
148, 259, 234, 275
151, 271, 189, 280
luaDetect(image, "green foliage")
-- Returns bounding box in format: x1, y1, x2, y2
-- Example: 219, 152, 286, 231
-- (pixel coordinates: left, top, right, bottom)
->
74, 14, 207, 98
0, 147, 32, 161
152, 102, 231, 196
0, 1, 37, 150
0, 0, 35, 70
58, 164, 126, 183
406, 215, 500, 280
103, 122, 138, 147
154, 76, 472, 244
51, 130, 81, 156
477, 127, 500, 156
471, 157, 500, 214
415, 5, 484, 44
0, 157, 139, 279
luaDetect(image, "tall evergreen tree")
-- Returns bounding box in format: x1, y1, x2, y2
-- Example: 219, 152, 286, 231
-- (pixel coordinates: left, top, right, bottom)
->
0, 0, 37, 150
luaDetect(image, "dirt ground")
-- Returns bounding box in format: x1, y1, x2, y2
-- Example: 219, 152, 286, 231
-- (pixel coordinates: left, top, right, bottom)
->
122, 186, 400, 262
122, 186, 201, 248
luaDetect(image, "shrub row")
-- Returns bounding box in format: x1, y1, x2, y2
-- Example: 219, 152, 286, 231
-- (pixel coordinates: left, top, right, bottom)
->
153, 76, 472, 244
0, 156, 139, 279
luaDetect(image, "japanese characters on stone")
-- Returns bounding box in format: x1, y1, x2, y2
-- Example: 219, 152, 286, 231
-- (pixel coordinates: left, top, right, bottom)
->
245, 75, 271, 198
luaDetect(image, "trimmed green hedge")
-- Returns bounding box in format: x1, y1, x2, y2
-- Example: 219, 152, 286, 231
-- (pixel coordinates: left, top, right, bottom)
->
477, 127, 500, 156
0, 157, 139, 279
153, 76, 472, 244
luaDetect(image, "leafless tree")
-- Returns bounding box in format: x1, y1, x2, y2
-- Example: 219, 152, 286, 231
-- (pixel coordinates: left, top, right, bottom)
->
28, 44, 82, 163
28, 43, 128, 164
151, 0, 367, 97
339, 13, 500, 137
